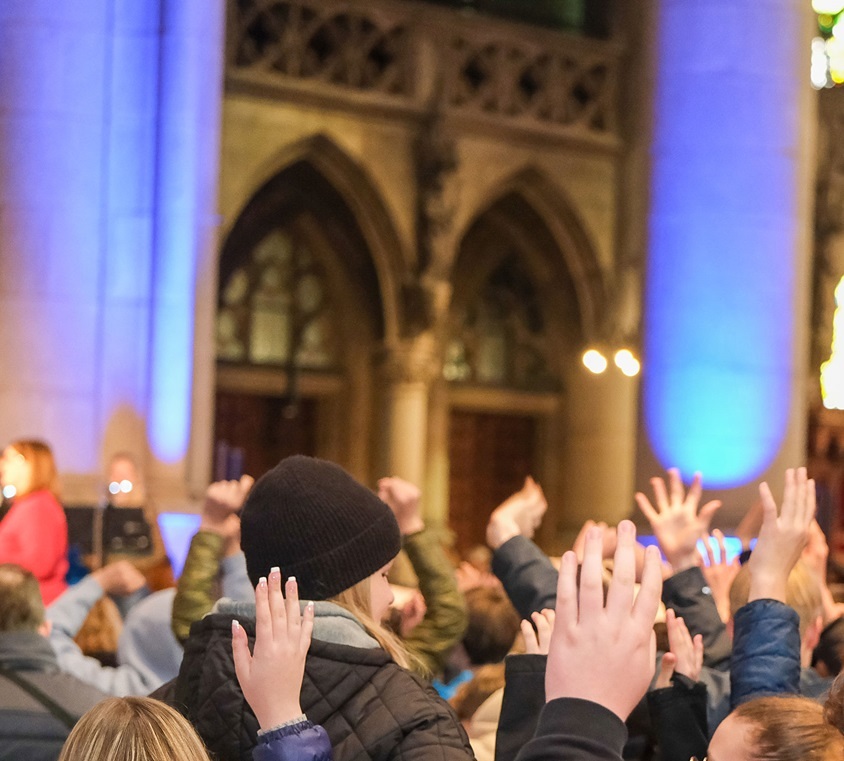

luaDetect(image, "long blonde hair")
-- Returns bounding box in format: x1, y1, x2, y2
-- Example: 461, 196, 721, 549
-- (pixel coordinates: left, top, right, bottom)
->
58, 697, 209, 761
330, 578, 421, 673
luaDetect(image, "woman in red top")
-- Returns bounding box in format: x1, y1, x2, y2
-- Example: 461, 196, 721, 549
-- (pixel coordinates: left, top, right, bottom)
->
0, 439, 68, 603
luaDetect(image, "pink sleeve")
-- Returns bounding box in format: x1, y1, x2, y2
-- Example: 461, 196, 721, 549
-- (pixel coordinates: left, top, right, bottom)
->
0, 493, 67, 577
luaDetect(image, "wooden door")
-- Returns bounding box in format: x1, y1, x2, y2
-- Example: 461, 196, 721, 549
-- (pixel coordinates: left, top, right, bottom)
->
448, 409, 537, 555
214, 392, 318, 482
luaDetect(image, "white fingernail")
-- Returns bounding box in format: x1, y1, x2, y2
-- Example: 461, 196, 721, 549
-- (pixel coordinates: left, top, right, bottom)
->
288, 575, 296, 583
259, 577, 267, 587
270, 566, 280, 575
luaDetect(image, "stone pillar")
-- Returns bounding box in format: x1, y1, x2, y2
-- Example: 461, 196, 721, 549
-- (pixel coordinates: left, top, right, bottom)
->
638, 0, 817, 520
376, 336, 439, 490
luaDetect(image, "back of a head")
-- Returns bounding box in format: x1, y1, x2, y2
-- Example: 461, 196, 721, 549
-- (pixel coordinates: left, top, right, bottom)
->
0, 563, 45, 633
462, 587, 521, 666
732, 691, 844, 761
814, 617, 844, 677
239, 455, 401, 600
729, 559, 822, 637
10, 439, 58, 498
58, 697, 209, 761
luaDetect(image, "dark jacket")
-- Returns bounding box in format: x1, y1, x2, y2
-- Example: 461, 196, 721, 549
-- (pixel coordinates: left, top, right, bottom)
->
646, 675, 708, 761
513, 698, 628, 761
160, 605, 474, 761
0, 631, 107, 761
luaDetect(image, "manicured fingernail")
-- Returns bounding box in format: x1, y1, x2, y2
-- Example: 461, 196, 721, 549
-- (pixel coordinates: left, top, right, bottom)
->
259, 577, 267, 588
287, 575, 296, 584
232, 619, 240, 632
306, 601, 314, 611
270, 566, 280, 576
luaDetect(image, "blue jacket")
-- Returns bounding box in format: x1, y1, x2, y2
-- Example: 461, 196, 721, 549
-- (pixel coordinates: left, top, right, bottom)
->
254, 720, 332, 761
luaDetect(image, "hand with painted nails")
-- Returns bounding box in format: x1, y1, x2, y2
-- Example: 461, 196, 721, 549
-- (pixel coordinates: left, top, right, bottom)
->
232, 570, 315, 732
749, 467, 816, 605
635, 469, 721, 573
700, 530, 740, 623
522, 609, 555, 655
654, 609, 704, 689
545, 520, 662, 721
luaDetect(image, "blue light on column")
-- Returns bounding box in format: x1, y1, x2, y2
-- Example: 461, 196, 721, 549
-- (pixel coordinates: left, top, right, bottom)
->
644, 1, 803, 487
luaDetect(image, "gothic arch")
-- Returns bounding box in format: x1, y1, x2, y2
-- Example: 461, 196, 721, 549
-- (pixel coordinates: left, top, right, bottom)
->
225, 134, 407, 343
456, 166, 608, 342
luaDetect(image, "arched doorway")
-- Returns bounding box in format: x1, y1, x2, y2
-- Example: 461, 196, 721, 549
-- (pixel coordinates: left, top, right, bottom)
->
214, 159, 386, 482
444, 190, 588, 554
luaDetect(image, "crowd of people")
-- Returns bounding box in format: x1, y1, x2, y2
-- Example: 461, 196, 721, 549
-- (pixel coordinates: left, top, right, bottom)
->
1, 437, 843, 761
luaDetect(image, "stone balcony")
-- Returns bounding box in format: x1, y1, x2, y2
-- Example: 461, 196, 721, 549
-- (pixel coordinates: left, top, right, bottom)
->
225, 0, 622, 150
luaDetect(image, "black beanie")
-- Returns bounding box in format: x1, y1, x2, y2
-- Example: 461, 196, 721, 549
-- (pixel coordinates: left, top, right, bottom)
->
240, 455, 401, 600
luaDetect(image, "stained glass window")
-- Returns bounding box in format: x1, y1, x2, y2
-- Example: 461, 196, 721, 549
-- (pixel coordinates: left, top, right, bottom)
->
216, 229, 338, 370
444, 255, 557, 391
812, 1, 844, 88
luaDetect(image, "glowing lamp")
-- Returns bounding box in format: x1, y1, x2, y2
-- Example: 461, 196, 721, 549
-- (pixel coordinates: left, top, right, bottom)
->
583, 349, 608, 374
614, 349, 641, 377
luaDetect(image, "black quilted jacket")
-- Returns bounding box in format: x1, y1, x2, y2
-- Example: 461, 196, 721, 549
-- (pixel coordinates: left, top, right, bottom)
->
160, 612, 474, 761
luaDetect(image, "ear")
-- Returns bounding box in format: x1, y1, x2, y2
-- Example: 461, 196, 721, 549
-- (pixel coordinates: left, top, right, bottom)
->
37, 620, 52, 638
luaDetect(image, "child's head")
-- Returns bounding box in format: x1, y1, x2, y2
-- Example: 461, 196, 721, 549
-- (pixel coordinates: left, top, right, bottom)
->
708, 680, 844, 761
58, 697, 209, 761
240, 456, 407, 664
462, 587, 521, 666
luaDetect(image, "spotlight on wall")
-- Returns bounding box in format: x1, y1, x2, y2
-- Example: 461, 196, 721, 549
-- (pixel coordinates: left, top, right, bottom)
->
582, 349, 608, 374
614, 348, 641, 377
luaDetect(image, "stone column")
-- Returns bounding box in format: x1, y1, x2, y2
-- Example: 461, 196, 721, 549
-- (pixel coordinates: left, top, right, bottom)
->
638, 0, 817, 520
376, 335, 440, 491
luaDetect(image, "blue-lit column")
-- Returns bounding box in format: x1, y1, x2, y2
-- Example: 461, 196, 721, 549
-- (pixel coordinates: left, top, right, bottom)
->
147, 0, 226, 501
0, 1, 225, 504
641, 0, 817, 513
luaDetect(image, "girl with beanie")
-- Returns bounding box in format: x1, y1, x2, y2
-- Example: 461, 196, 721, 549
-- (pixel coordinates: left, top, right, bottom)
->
167, 455, 474, 761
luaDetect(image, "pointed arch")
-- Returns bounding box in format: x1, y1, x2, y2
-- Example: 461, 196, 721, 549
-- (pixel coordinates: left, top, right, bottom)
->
456, 166, 608, 342
226, 134, 407, 343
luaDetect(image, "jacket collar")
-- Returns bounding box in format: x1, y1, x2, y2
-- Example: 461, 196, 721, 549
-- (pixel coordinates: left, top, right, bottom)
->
0, 630, 60, 672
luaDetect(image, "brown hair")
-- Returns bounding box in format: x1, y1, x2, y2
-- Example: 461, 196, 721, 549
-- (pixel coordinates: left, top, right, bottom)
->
732, 691, 844, 761
330, 578, 415, 672
0, 564, 45, 632
462, 587, 521, 666
729, 560, 822, 637
9, 439, 59, 498
58, 697, 209, 761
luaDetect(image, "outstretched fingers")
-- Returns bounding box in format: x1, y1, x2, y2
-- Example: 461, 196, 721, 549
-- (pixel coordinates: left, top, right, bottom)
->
606, 520, 637, 619
633, 545, 663, 630
579, 525, 607, 619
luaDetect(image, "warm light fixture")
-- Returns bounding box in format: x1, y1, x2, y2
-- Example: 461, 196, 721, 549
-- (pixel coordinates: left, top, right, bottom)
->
582, 349, 608, 374
813, 0, 844, 14
614, 349, 641, 377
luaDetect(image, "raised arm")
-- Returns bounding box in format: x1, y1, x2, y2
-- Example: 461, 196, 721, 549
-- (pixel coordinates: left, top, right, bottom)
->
730, 467, 814, 707
171, 475, 253, 643
514, 520, 662, 761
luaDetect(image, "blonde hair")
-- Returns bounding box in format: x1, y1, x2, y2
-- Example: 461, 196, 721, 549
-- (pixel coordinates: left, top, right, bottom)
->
729, 559, 822, 638
9, 439, 59, 498
58, 697, 209, 761
330, 578, 419, 673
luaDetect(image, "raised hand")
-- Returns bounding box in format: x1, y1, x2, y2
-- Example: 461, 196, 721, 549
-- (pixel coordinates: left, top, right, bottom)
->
700, 530, 740, 623
377, 476, 424, 536
748, 467, 815, 604
545, 520, 662, 721
202, 475, 254, 543
522, 609, 555, 655
92, 560, 146, 597
654, 609, 704, 689
232, 569, 314, 732
635, 469, 721, 573
486, 476, 548, 550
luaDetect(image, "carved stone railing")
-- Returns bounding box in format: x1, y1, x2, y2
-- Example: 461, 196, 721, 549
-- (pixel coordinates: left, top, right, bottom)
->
226, 0, 621, 146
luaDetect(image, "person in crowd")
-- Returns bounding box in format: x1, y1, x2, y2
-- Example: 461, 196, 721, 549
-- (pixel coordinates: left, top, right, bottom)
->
0, 440, 68, 604
158, 455, 474, 761
507, 519, 664, 761
56, 574, 331, 761
0, 564, 106, 760
47, 560, 182, 696
376, 476, 467, 677
171, 475, 255, 643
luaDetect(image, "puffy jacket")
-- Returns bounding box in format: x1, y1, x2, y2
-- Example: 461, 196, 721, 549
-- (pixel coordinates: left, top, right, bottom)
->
254, 721, 332, 761
163, 605, 474, 761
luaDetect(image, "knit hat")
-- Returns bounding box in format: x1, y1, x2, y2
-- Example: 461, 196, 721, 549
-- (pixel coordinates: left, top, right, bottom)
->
240, 455, 401, 600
